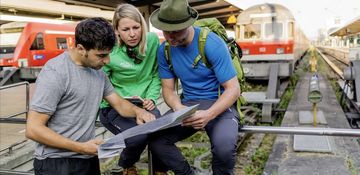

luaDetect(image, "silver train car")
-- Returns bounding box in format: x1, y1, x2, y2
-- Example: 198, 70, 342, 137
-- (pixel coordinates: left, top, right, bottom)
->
235, 3, 309, 79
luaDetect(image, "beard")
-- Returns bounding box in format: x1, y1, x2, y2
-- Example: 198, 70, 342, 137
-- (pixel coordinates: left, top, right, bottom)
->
168, 37, 187, 46
83, 53, 103, 70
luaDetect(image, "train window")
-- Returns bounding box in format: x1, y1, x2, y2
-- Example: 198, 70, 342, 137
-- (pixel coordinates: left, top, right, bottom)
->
288, 22, 294, 38
265, 22, 283, 39
349, 37, 354, 44
244, 24, 261, 39
30, 33, 45, 50
56, 38, 68, 49
0, 47, 15, 54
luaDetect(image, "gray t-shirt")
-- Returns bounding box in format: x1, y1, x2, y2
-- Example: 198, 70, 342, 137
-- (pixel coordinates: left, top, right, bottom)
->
30, 52, 114, 159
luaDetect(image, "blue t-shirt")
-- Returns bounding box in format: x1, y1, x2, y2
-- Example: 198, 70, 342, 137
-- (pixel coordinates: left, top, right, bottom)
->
157, 27, 236, 101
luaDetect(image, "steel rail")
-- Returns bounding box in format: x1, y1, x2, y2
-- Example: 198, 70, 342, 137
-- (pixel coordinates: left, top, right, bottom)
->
240, 126, 360, 137
0, 139, 28, 155
0, 81, 29, 90
0, 117, 26, 124
0, 170, 33, 175
317, 46, 350, 66
316, 48, 344, 79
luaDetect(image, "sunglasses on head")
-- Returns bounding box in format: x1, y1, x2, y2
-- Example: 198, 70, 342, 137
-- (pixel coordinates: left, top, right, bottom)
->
126, 47, 143, 64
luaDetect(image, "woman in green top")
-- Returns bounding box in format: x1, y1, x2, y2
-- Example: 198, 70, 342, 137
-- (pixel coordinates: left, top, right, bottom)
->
99, 4, 164, 174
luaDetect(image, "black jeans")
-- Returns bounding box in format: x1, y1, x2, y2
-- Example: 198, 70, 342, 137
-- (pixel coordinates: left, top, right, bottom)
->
33, 157, 100, 175
99, 107, 166, 170
149, 100, 239, 175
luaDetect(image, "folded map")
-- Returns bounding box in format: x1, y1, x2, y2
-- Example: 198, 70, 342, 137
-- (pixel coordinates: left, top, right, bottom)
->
98, 104, 199, 158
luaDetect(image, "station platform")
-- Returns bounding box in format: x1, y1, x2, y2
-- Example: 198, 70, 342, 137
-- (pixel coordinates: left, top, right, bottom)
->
0, 84, 33, 151
263, 73, 360, 174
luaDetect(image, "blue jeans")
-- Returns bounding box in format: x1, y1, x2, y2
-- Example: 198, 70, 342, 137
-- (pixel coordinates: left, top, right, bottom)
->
99, 107, 165, 170
149, 100, 239, 175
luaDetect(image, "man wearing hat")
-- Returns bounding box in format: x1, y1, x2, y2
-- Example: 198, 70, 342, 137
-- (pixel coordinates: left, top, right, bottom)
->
149, 0, 241, 174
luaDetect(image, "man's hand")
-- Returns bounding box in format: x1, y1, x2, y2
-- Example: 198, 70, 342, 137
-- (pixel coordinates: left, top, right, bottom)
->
78, 138, 103, 155
182, 110, 214, 129
135, 108, 156, 124
143, 99, 155, 111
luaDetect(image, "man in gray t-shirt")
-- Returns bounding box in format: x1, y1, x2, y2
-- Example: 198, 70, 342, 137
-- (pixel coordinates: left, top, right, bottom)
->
26, 17, 155, 175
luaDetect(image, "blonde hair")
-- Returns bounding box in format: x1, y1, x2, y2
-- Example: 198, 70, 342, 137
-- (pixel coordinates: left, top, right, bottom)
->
113, 4, 148, 55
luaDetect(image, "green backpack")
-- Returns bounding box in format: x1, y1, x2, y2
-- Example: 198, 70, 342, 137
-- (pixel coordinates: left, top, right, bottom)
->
164, 18, 246, 122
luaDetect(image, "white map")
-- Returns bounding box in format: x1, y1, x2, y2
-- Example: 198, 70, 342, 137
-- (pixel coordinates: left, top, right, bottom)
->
98, 104, 199, 158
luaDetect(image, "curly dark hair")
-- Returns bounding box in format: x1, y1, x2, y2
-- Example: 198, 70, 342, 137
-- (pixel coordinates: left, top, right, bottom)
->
75, 17, 116, 51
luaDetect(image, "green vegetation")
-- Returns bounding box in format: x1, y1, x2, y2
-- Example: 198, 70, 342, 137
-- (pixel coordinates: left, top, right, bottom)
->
185, 131, 210, 142
242, 50, 308, 174
244, 134, 276, 175
315, 50, 345, 105
346, 156, 360, 175
242, 81, 267, 92
243, 76, 300, 174
181, 132, 211, 169
180, 147, 209, 165
99, 155, 120, 174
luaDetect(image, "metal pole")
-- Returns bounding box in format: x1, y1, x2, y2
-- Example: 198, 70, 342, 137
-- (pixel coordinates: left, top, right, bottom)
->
0, 81, 29, 90
240, 126, 360, 137
26, 82, 29, 119
0, 115, 27, 123
148, 148, 154, 175
313, 103, 317, 127
0, 170, 33, 175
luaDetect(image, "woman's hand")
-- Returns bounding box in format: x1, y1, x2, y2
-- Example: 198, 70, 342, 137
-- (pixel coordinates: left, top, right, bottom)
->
134, 108, 156, 124
143, 99, 155, 111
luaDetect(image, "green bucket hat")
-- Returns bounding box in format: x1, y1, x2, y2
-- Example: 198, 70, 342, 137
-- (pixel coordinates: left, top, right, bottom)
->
150, 0, 199, 31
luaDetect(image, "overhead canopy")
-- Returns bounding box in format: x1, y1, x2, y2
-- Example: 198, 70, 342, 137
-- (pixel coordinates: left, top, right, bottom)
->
0, 0, 242, 27
330, 15, 360, 36
64, 0, 242, 25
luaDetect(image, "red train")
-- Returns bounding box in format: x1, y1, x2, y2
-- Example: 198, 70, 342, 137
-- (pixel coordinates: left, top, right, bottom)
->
0, 22, 75, 81
235, 3, 309, 79
0, 22, 165, 84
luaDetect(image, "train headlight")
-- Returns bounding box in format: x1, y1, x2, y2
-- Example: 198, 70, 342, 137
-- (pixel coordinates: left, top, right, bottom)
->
243, 49, 249, 55
18, 59, 28, 67
276, 48, 284, 54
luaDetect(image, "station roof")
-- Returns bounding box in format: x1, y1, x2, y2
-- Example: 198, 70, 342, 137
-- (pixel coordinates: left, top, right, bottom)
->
330, 15, 360, 36
59, 0, 242, 26
0, 0, 242, 27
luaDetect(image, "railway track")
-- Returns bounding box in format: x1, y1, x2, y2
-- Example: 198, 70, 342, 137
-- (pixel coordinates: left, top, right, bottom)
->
316, 47, 360, 128
316, 48, 346, 79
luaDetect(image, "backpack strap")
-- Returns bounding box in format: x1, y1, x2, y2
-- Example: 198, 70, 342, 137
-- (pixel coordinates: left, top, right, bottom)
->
164, 42, 180, 95
193, 28, 212, 69
198, 28, 245, 123
164, 42, 172, 70
165, 28, 212, 70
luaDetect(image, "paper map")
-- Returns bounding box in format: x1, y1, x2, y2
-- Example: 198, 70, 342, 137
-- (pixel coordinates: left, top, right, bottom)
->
98, 104, 199, 158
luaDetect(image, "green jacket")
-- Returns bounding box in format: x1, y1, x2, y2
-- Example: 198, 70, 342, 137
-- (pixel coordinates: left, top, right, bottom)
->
100, 32, 161, 108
